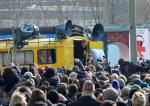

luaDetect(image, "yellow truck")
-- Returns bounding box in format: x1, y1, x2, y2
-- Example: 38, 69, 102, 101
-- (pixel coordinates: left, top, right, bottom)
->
0, 36, 103, 69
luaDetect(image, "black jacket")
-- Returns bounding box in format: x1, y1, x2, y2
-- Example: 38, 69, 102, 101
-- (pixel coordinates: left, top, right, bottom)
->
68, 96, 102, 106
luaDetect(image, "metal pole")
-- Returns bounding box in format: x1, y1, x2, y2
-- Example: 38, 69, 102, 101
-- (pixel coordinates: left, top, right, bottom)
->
129, 0, 137, 64
12, 27, 17, 65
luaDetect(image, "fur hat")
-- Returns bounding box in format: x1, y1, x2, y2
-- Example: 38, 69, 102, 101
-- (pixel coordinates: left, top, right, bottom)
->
132, 91, 146, 106
103, 87, 119, 101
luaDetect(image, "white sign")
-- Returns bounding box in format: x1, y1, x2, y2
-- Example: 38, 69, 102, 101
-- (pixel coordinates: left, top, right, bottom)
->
136, 29, 149, 59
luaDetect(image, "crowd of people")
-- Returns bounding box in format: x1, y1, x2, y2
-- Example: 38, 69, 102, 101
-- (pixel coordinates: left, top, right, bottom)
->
0, 57, 150, 106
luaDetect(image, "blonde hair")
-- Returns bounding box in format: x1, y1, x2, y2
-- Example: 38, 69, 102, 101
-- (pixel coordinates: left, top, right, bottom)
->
82, 80, 95, 93
9, 92, 27, 106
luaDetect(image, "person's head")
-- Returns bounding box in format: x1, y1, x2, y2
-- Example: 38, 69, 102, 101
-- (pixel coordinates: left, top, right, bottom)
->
39, 85, 48, 95
120, 74, 127, 83
71, 79, 80, 87
82, 80, 95, 93
60, 75, 69, 85
44, 68, 55, 77
41, 81, 50, 88
40, 50, 47, 59
24, 79, 35, 90
14, 86, 32, 103
118, 58, 125, 65
2, 67, 14, 79
102, 100, 117, 106
28, 89, 47, 106
57, 83, 68, 97
47, 90, 59, 104
72, 65, 80, 72
81, 40, 88, 48
118, 78, 125, 89
110, 74, 118, 80
38, 68, 44, 75
29, 67, 35, 76
9, 92, 27, 106
23, 72, 35, 79
121, 86, 131, 100
94, 88, 103, 101
103, 88, 119, 102
69, 72, 77, 81
139, 82, 149, 89
111, 80, 120, 90
21, 67, 28, 75
68, 84, 78, 95
117, 101, 128, 106
132, 91, 146, 106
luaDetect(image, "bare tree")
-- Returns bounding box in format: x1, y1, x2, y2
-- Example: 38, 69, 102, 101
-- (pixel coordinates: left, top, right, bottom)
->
11, 0, 24, 27
137, 0, 150, 23
56, 0, 64, 23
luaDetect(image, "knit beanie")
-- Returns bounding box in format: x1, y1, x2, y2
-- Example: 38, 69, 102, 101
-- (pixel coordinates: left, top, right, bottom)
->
121, 86, 131, 99
129, 88, 138, 99
132, 78, 142, 85
139, 82, 150, 89
103, 87, 119, 102
131, 84, 141, 90
118, 78, 125, 89
111, 80, 120, 90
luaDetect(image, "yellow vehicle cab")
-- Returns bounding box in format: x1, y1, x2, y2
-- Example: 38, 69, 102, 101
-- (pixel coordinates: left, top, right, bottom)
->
0, 36, 104, 69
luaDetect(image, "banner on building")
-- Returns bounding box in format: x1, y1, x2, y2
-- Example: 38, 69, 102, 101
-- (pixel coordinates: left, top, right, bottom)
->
136, 29, 149, 59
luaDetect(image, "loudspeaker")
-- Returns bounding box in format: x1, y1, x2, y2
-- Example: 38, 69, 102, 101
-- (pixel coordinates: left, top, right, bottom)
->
56, 20, 72, 37
92, 24, 104, 41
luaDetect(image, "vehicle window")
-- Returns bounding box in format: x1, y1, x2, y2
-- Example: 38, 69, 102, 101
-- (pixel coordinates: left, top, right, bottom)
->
16, 50, 33, 65
38, 49, 56, 64
25, 51, 34, 64
0, 52, 11, 66
4, 53, 11, 65
0, 53, 3, 66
